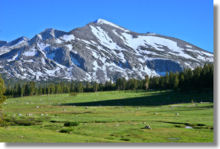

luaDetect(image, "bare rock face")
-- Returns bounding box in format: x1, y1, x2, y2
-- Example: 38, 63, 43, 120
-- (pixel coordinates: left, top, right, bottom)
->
0, 19, 213, 82
0, 40, 7, 47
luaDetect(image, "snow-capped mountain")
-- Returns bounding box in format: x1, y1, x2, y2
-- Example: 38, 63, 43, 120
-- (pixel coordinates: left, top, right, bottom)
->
0, 19, 213, 82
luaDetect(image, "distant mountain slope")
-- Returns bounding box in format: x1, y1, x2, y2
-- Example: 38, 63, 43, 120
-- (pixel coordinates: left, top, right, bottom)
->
0, 19, 213, 82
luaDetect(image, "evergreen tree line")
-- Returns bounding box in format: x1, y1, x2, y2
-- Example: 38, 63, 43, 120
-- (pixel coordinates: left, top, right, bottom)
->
148, 63, 213, 91
0, 75, 6, 123
3, 64, 213, 98
0, 76, 6, 101
4, 79, 147, 97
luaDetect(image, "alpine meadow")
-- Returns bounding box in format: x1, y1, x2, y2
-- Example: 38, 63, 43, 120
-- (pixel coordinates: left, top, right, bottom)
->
0, 0, 214, 143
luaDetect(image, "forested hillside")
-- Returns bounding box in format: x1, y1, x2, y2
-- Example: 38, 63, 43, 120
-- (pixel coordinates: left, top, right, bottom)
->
3, 64, 213, 98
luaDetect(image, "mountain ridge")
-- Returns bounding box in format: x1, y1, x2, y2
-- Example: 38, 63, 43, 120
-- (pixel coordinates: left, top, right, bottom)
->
0, 19, 213, 82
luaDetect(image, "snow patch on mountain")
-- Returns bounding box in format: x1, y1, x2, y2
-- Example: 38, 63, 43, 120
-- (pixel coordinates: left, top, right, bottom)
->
90, 25, 125, 51
7, 53, 19, 62
23, 48, 37, 57
60, 34, 75, 42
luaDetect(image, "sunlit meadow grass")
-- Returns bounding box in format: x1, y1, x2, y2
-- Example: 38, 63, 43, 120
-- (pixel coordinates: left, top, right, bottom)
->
0, 90, 213, 143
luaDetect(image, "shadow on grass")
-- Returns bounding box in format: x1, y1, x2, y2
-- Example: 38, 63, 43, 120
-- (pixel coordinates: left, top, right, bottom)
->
60, 91, 213, 107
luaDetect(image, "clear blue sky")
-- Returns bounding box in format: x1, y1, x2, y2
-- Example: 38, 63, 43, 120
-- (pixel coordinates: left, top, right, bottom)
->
0, 0, 213, 52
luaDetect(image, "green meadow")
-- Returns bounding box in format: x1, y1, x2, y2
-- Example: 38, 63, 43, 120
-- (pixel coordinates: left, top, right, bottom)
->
0, 90, 213, 143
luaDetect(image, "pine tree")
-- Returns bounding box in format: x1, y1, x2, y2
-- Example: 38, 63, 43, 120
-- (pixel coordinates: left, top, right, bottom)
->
173, 74, 179, 90
159, 77, 166, 90
46, 86, 49, 95
13, 84, 18, 97
128, 79, 138, 90
116, 78, 122, 90
70, 82, 75, 92
17, 84, 23, 97
55, 83, 62, 94
184, 68, 193, 90
149, 77, 159, 89
207, 64, 213, 89
64, 85, 70, 93
29, 82, 36, 95
38, 87, 42, 95
165, 72, 169, 88
121, 78, 126, 90
192, 67, 202, 89
168, 72, 175, 89
145, 75, 149, 90
0, 75, 6, 102
49, 84, 55, 94
93, 82, 98, 92
179, 73, 185, 89
24, 83, 30, 96
77, 82, 83, 92
0, 75, 6, 123
104, 81, 113, 91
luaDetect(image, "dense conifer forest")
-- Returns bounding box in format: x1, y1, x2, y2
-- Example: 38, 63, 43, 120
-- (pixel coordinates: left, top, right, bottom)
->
2, 63, 213, 98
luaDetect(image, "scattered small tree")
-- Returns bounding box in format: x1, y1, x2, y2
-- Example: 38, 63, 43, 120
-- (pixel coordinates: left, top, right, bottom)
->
0, 75, 6, 124
173, 74, 179, 90
145, 75, 149, 90
93, 82, 99, 92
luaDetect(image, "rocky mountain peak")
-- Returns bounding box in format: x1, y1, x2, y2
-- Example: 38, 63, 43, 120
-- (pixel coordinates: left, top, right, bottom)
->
0, 20, 213, 82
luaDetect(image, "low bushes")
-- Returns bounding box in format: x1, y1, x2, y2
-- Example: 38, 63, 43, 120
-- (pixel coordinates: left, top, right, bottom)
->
59, 128, 74, 133
64, 122, 79, 127
69, 92, 77, 96
2, 117, 42, 126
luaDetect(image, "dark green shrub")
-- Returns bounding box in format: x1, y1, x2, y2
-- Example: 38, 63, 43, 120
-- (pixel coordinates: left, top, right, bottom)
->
2, 117, 42, 126
64, 122, 79, 127
0, 120, 10, 127
50, 120, 57, 123
15, 120, 33, 126
69, 92, 77, 96
120, 138, 130, 141
59, 128, 73, 133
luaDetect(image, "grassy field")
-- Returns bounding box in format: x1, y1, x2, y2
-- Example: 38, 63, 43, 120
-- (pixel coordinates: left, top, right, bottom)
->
0, 90, 213, 143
